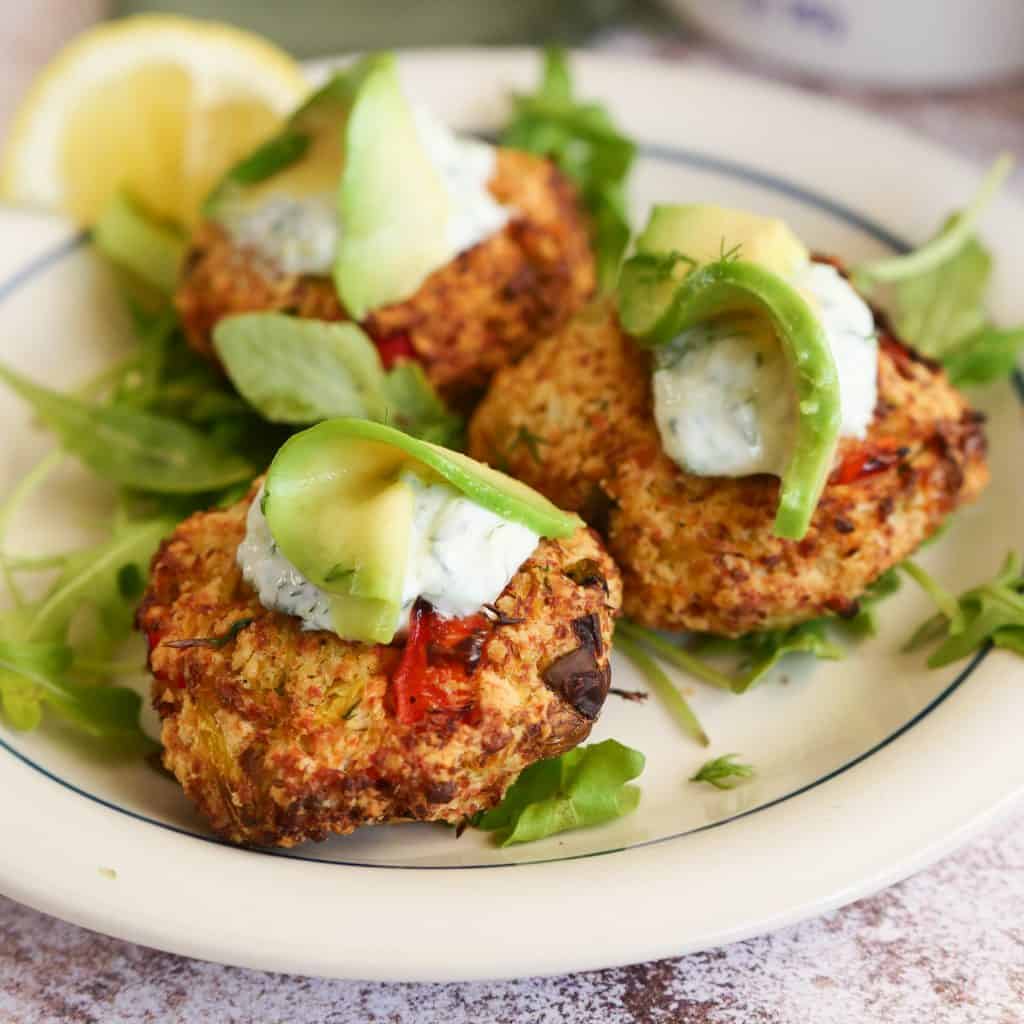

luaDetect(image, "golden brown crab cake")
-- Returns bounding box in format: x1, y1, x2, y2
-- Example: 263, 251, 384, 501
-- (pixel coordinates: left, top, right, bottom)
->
175, 149, 595, 408
136, 491, 621, 848
468, 301, 988, 636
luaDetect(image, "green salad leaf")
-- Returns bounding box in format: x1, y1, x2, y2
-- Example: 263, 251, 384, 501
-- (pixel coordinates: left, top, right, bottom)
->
619, 618, 843, 697
942, 325, 1024, 388
887, 231, 990, 359
213, 314, 384, 424
855, 154, 1024, 386
0, 641, 70, 731
213, 312, 464, 446
613, 624, 709, 745
857, 155, 1013, 285
205, 56, 387, 213
838, 568, 902, 639
476, 739, 644, 846
0, 517, 169, 742
18, 519, 172, 646
0, 362, 254, 494
212, 132, 311, 195
690, 754, 755, 790
502, 47, 635, 290
0, 640, 148, 742
902, 553, 1024, 667
701, 620, 844, 694
379, 362, 464, 449
92, 190, 185, 296
0, 262, 268, 743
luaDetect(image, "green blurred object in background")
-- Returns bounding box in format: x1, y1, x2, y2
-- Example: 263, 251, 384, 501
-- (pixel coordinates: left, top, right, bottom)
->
114, 0, 630, 54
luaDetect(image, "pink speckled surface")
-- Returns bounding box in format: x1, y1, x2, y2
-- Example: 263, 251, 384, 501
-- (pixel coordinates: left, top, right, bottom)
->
2, 16, 1024, 1024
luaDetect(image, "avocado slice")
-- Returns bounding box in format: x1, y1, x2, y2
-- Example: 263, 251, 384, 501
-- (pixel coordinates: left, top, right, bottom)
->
333, 57, 452, 320
637, 203, 809, 280
263, 418, 580, 643
205, 54, 388, 217
619, 249, 841, 540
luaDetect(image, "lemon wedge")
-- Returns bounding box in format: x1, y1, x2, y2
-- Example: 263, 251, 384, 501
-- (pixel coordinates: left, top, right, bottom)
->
1, 14, 308, 226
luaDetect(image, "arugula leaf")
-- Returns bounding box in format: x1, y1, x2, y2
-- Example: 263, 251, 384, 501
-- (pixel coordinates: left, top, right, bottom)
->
714, 620, 844, 693
379, 362, 464, 448
620, 618, 843, 697
0, 520, 169, 740
0, 640, 148, 743
92, 190, 184, 296
615, 568, 903, 735
502, 48, 635, 290
18, 519, 172, 646
901, 560, 965, 637
857, 155, 1013, 285
476, 739, 644, 846
690, 754, 755, 790
0, 363, 254, 494
205, 56, 387, 213
0, 641, 70, 731
614, 625, 710, 745
212, 312, 464, 446
889, 231, 990, 360
839, 568, 902, 638
213, 314, 384, 424
212, 132, 311, 194
855, 154, 1024, 385
942, 325, 1024, 388
903, 553, 1024, 668
0, 449, 64, 609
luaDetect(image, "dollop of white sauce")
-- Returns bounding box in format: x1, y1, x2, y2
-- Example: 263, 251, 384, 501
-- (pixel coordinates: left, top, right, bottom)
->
411, 105, 509, 258
218, 103, 508, 279
653, 260, 878, 478
236, 477, 539, 638
225, 194, 339, 277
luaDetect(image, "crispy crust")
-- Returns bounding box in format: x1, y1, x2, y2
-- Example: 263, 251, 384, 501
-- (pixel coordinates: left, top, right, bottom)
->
468, 298, 989, 636
136, 493, 621, 847
175, 149, 596, 408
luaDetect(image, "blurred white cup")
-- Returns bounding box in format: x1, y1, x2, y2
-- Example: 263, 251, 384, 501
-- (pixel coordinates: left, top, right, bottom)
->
667, 0, 1024, 90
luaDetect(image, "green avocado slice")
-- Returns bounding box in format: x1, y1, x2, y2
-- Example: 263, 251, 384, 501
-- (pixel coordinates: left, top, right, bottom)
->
263, 418, 580, 643
619, 252, 841, 541
204, 54, 389, 217
637, 204, 809, 280
333, 57, 453, 320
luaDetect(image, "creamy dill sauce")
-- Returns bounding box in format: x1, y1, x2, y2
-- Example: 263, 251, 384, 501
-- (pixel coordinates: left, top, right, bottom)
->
236, 477, 539, 637
653, 260, 878, 478
218, 103, 508, 278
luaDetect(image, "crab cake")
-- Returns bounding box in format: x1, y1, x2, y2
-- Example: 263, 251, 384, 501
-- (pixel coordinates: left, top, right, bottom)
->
176, 147, 595, 409
469, 301, 988, 637
137, 491, 620, 848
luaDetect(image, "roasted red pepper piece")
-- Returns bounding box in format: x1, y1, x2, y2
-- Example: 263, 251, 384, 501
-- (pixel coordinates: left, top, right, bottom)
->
830, 441, 907, 486
373, 331, 417, 370
391, 600, 491, 724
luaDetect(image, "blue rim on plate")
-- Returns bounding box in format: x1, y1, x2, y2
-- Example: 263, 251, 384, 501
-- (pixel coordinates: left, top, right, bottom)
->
0, 140, 1018, 871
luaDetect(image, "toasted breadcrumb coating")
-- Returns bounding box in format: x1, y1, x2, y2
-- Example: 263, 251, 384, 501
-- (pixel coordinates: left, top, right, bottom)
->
175, 149, 595, 408
469, 295, 989, 636
137, 491, 621, 847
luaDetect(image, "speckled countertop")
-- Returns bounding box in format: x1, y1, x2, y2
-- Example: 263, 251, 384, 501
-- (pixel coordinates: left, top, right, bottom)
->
2, 16, 1024, 1024
3, 806, 1024, 1023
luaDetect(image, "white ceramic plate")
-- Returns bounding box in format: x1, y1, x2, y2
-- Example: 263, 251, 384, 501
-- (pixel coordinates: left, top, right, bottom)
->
0, 50, 1022, 982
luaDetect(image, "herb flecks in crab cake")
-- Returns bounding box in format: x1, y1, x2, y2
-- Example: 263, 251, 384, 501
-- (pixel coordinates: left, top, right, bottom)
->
175, 53, 596, 408
468, 204, 988, 636
137, 420, 621, 847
